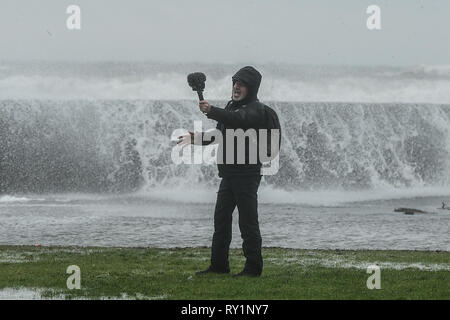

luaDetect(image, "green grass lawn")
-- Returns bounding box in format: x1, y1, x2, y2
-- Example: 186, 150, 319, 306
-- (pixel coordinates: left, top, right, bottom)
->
0, 246, 448, 299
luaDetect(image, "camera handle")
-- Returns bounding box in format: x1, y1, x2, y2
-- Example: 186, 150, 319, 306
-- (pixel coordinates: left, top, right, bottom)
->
196, 91, 204, 101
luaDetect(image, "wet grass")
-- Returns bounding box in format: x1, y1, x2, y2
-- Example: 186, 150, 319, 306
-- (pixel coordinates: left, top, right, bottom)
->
0, 246, 449, 299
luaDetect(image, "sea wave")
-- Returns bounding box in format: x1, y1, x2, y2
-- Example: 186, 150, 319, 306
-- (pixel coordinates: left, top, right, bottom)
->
2, 185, 449, 207
0, 195, 44, 203
1, 100, 450, 194
136, 185, 450, 206
0, 62, 449, 103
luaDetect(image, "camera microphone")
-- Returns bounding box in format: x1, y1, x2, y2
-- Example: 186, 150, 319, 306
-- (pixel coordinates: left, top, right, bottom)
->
187, 72, 206, 101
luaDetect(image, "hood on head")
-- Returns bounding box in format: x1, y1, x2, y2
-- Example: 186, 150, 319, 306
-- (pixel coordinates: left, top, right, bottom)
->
232, 66, 262, 104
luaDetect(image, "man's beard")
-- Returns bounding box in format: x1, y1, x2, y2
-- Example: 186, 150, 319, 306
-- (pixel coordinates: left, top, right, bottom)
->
232, 91, 246, 101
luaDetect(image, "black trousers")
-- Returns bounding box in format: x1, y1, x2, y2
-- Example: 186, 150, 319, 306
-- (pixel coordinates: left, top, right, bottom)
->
210, 175, 263, 275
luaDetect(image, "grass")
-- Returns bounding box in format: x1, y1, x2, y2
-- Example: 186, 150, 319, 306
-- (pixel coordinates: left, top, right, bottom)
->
0, 246, 449, 300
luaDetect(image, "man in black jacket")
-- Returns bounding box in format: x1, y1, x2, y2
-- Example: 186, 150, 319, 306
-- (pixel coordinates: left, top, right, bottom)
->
179, 66, 266, 277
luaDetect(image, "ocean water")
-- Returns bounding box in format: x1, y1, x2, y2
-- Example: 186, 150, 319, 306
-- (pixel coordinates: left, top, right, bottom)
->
0, 61, 449, 250
0, 193, 449, 250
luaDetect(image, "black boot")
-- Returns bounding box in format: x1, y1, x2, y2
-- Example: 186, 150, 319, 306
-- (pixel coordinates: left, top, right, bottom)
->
195, 266, 230, 275
232, 270, 261, 278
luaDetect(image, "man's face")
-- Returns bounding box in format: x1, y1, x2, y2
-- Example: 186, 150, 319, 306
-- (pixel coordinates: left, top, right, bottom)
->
232, 80, 248, 101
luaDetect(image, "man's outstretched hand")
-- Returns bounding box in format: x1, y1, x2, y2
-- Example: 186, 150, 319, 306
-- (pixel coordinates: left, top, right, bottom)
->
199, 100, 211, 114
177, 100, 211, 146
177, 131, 194, 146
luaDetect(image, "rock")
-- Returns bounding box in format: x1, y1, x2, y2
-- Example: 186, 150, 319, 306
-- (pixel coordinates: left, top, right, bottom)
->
394, 207, 428, 215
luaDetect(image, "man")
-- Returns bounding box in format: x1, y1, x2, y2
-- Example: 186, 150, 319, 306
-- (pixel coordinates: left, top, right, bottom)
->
178, 66, 266, 277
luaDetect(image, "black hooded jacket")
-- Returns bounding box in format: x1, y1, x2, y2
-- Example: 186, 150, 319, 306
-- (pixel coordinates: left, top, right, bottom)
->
203, 66, 266, 177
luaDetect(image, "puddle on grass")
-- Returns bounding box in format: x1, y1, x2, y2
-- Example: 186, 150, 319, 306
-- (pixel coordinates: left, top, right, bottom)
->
0, 287, 168, 300
265, 252, 450, 271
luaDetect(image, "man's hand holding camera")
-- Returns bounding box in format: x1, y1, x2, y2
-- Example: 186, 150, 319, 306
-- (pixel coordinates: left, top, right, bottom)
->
199, 100, 211, 114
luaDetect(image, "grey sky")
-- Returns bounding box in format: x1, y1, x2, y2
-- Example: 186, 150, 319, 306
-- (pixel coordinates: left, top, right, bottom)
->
1, 0, 449, 65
